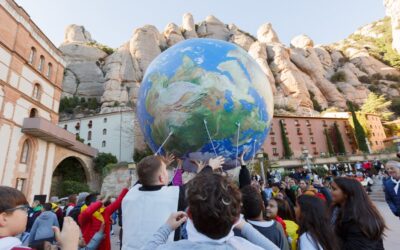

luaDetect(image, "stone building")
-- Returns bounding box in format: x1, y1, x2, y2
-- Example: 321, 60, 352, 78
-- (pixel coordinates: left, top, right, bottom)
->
0, 0, 98, 202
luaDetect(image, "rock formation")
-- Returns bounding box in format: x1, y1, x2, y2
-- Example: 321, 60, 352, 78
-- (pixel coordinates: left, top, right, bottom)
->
60, 7, 400, 153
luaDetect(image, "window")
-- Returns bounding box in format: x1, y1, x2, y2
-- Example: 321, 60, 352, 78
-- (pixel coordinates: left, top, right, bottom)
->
88, 143, 91, 146
375, 141, 378, 145
29, 108, 38, 118
310, 137, 315, 143
104, 118, 107, 123
299, 137, 304, 144
308, 128, 312, 134
29, 47, 36, 64
32, 84, 41, 100
20, 140, 30, 163
64, 124, 68, 130
306, 120, 310, 126
16, 178, 26, 192
103, 129, 107, 135
295, 120, 299, 126
297, 128, 301, 135
46, 63, 52, 78
38, 56, 45, 72
322, 120, 327, 127
273, 148, 278, 154
88, 120, 92, 128
102, 141, 106, 147
372, 133, 375, 136
75, 122, 80, 130
88, 131, 92, 141
271, 137, 276, 145
280, 119, 285, 125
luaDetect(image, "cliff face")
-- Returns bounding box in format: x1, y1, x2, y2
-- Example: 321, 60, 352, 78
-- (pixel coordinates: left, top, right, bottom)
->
59, 3, 400, 152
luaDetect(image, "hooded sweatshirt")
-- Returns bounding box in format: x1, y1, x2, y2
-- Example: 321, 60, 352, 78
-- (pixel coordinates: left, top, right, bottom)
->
28, 211, 59, 243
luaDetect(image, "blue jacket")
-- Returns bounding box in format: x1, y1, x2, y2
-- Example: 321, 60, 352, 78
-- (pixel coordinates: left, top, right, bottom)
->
29, 211, 59, 243
383, 178, 400, 217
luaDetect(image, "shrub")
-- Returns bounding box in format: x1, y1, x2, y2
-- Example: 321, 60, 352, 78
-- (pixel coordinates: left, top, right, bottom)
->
313, 166, 328, 178
358, 75, 371, 84
94, 153, 118, 173
59, 180, 91, 197
390, 97, 400, 116
330, 71, 346, 83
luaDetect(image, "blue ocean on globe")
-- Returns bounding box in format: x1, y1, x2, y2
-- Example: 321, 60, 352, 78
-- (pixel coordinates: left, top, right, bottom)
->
137, 38, 274, 169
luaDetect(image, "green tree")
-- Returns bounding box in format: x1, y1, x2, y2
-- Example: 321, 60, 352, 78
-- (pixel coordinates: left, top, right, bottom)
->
59, 180, 91, 197
333, 122, 346, 155
324, 128, 334, 156
279, 120, 293, 159
94, 152, 118, 174
360, 93, 393, 120
349, 102, 369, 153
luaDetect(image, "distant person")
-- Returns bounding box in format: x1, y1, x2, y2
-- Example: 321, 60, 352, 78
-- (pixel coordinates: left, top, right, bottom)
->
240, 185, 289, 250
331, 177, 386, 249
65, 194, 77, 216
29, 203, 59, 246
296, 195, 338, 250
383, 161, 400, 218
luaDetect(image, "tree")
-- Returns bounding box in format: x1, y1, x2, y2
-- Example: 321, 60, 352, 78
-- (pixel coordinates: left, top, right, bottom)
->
59, 180, 91, 197
279, 120, 293, 159
360, 93, 393, 120
333, 122, 346, 155
324, 128, 334, 156
348, 102, 369, 153
94, 153, 118, 174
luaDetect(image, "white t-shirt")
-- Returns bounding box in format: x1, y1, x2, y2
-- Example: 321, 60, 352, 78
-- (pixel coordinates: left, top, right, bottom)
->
299, 232, 322, 250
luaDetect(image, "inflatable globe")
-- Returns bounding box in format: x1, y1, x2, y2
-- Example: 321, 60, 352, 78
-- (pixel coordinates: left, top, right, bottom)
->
137, 38, 274, 169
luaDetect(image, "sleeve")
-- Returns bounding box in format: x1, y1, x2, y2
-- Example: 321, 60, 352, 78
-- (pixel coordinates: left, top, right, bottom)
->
28, 219, 39, 243
240, 222, 280, 250
105, 188, 129, 215
172, 169, 183, 186
85, 231, 105, 250
53, 214, 60, 227
141, 224, 173, 250
79, 201, 103, 226
239, 165, 251, 189
384, 185, 399, 216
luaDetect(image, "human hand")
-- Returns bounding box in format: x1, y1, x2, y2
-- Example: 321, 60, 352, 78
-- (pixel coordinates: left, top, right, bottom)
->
163, 153, 176, 167
208, 156, 225, 171
101, 195, 110, 204
191, 160, 206, 173
126, 175, 133, 189
53, 217, 80, 250
166, 211, 187, 230
238, 148, 249, 166
176, 159, 183, 169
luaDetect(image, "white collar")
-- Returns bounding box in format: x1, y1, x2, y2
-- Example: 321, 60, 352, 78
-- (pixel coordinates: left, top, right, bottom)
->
247, 219, 274, 228
186, 218, 234, 244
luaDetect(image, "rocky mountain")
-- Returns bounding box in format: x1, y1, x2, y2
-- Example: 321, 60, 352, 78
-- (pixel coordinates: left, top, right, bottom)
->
59, 1, 400, 152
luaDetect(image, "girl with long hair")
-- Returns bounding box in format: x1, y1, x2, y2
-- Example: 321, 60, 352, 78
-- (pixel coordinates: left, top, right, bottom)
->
295, 195, 338, 250
331, 177, 386, 249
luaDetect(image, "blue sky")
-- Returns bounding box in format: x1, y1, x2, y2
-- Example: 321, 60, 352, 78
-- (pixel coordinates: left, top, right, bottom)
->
15, 0, 385, 48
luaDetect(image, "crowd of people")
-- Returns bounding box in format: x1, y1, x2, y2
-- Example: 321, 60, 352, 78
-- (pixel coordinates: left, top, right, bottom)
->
1, 152, 399, 250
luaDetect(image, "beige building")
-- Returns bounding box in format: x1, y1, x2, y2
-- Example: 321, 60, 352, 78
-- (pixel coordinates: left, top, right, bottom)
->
0, 0, 98, 202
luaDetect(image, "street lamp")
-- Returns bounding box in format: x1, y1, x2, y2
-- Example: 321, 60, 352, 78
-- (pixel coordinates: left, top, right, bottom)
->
256, 150, 266, 182
302, 148, 311, 171
127, 162, 136, 188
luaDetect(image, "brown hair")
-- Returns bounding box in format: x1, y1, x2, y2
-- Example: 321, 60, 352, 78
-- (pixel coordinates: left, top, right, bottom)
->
136, 155, 165, 186
187, 173, 241, 239
0, 186, 28, 213
68, 194, 77, 204
241, 185, 264, 220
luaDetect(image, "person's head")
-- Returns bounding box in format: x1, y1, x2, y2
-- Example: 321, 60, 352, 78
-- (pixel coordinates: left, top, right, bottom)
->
296, 195, 338, 250
271, 183, 280, 193
385, 161, 400, 179
68, 194, 77, 204
276, 198, 295, 221
332, 177, 386, 241
43, 203, 52, 211
299, 179, 307, 191
288, 178, 296, 187
137, 155, 169, 186
241, 185, 264, 220
85, 193, 99, 206
32, 200, 40, 208
265, 198, 279, 220
186, 173, 241, 239
0, 186, 29, 236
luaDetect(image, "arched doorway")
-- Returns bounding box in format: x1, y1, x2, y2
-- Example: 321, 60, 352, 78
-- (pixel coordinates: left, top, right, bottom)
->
50, 157, 90, 198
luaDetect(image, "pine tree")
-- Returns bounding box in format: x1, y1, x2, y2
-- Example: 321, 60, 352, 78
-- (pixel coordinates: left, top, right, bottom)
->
333, 122, 346, 155
348, 102, 369, 153
279, 120, 293, 159
360, 92, 393, 120
324, 128, 334, 156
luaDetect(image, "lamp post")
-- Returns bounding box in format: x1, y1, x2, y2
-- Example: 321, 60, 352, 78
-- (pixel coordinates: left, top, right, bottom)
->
256, 150, 266, 182
127, 162, 136, 188
302, 148, 311, 172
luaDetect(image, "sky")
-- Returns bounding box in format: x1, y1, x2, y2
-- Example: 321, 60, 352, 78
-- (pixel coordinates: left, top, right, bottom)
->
15, 0, 386, 48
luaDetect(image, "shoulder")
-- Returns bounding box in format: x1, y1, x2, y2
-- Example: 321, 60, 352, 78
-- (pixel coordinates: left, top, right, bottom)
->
299, 233, 319, 250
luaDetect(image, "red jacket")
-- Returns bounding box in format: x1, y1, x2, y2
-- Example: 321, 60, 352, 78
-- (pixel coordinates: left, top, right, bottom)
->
78, 188, 128, 250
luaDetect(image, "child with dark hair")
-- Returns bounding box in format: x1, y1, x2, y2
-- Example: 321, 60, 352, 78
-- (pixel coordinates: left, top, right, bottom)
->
275, 198, 298, 250
240, 185, 290, 250
142, 173, 279, 250
0, 186, 79, 250
296, 195, 338, 250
